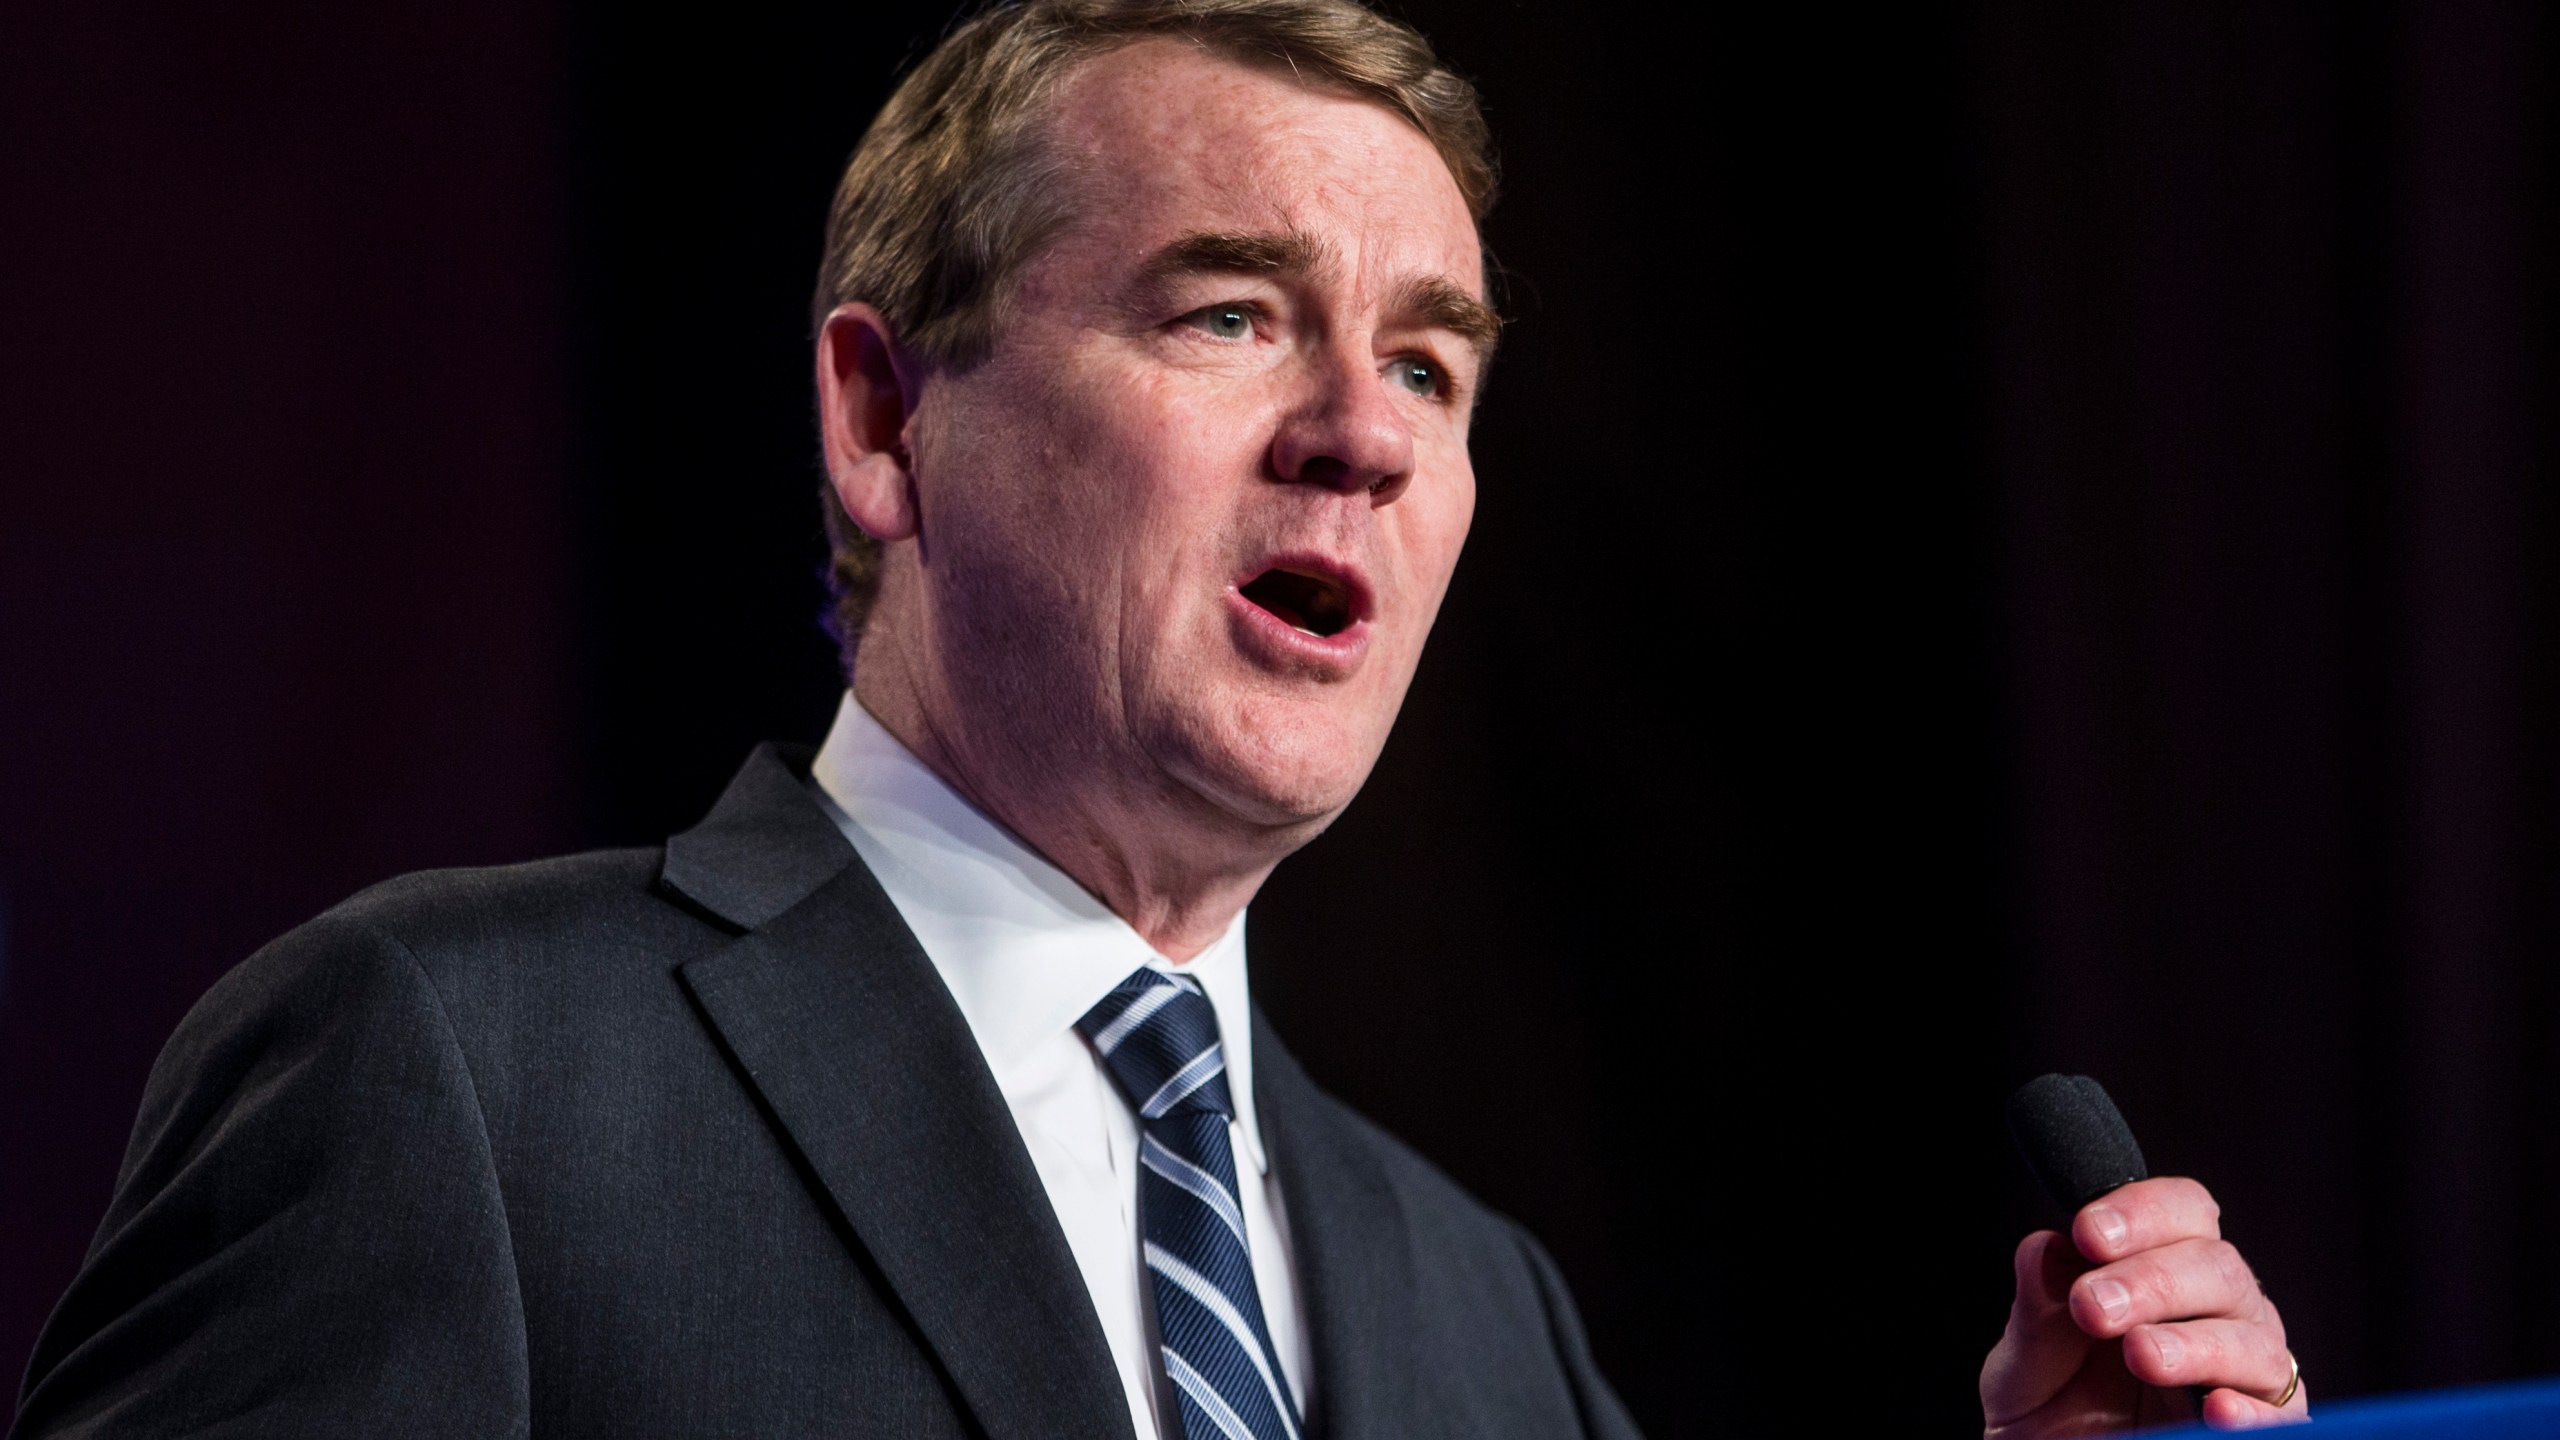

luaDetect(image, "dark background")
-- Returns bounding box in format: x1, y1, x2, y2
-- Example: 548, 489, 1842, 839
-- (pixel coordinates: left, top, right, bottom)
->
4, 1, 2554, 1433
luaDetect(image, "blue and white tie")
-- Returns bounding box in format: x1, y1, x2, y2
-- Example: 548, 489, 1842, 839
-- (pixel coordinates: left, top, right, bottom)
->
1078, 970, 1302, 1440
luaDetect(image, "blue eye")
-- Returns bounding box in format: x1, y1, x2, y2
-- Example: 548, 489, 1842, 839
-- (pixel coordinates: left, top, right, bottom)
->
1187, 305, 1254, 340
1388, 358, 1441, 397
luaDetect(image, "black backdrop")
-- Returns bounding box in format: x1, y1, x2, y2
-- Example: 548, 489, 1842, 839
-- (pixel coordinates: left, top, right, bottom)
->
4, 2, 2555, 1434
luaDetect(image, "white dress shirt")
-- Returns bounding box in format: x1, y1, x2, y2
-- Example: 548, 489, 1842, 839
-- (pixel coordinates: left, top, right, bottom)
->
808, 692, 1310, 1440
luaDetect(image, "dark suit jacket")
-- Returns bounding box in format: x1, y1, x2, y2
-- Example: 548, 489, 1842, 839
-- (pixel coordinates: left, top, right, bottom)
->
13, 745, 1641, 1439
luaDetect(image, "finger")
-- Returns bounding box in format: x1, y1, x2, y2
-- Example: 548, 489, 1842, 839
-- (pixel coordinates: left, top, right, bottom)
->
2200, 1377, 2309, 1429
2070, 1236, 2264, 1338
1981, 1231, 2096, 1424
2120, 1317, 2291, 1396
2017, 1227, 2083, 1312
2073, 1176, 2222, 1264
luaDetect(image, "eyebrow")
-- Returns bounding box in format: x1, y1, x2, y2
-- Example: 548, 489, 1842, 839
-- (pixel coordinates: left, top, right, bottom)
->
1388, 273, 1504, 363
1134, 228, 1504, 364
1136, 228, 1329, 286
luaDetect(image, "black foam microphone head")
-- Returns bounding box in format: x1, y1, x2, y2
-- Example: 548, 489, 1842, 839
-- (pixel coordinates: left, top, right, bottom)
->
2006, 1074, 2149, 1212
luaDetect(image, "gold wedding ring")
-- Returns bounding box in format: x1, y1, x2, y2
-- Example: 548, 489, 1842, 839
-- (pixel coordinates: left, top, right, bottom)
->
2267, 1351, 2301, 1408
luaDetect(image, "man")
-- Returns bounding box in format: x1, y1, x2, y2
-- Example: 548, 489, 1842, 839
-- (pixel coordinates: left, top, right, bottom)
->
12, 2, 2306, 1436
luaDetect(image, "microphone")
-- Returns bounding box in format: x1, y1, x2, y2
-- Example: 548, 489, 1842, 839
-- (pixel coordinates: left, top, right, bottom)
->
2007, 1075, 2221, 1411
2006, 1073, 2147, 1212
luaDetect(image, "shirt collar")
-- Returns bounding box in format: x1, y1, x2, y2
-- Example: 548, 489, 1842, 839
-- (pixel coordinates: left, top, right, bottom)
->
808, 691, 1270, 1174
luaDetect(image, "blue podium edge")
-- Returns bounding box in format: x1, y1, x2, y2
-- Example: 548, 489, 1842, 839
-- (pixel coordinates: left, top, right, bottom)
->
2147, 1374, 2560, 1436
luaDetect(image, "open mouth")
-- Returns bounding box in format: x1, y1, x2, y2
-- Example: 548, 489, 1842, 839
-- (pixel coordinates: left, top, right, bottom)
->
1239, 565, 1358, 638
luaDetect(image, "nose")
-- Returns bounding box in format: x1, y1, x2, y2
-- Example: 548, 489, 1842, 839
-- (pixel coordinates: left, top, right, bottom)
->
1269, 354, 1416, 503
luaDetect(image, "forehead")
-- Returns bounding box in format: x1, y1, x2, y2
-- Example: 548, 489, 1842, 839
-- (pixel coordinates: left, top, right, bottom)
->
1039, 38, 1483, 295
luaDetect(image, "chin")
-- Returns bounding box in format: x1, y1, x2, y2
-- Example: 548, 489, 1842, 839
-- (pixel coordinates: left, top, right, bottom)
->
1150, 704, 1384, 834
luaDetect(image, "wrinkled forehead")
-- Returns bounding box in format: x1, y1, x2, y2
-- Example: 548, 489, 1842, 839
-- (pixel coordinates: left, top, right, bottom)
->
1035, 38, 1485, 298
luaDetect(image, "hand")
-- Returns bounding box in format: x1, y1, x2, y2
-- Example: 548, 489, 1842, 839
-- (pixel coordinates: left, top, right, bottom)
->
1980, 1177, 2307, 1435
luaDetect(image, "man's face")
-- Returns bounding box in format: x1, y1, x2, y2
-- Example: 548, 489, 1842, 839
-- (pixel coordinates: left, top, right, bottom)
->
899, 40, 1489, 832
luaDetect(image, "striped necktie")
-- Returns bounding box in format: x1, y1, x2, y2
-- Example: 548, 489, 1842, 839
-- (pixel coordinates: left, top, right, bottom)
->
1078, 970, 1302, 1440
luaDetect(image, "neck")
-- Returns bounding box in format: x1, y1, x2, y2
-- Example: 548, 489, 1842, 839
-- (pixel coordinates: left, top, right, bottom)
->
851, 649, 1290, 964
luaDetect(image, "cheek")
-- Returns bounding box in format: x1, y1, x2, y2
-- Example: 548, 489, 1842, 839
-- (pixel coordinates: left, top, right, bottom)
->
945, 363, 1208, 584
1395, 460, 1477, 618
1071, 362, 1244, 492
1089, 379, 1275, 591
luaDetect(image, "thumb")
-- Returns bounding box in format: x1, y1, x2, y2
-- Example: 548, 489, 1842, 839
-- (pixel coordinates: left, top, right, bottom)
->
1982, 1230, 2095, 1426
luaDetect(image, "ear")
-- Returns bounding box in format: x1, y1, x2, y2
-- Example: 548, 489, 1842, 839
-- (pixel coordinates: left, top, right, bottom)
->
816, 303, 924, 542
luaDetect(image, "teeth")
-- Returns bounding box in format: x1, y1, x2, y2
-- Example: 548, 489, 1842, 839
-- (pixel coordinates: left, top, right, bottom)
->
1291, 624, 1319, 637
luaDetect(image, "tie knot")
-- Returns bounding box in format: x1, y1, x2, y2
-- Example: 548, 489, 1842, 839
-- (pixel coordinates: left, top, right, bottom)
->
1076, 969, 1233, 1121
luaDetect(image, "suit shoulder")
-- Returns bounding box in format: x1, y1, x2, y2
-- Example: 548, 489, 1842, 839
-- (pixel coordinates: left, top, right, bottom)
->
1337, 1095, 1498, 1210
27, 884, 539, 1437
1262, 1038, 1645, 1437
1273, 1052, 1534, 1258
142, 846, 711, 1179
324, 846, 671, 953
184, 846, 688, 1060
302, 845, 699, 980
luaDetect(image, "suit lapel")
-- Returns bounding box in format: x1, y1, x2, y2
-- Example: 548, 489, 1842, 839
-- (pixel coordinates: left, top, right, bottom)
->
665, 746, 1133, 1440
1253, 1016, 1424, 1440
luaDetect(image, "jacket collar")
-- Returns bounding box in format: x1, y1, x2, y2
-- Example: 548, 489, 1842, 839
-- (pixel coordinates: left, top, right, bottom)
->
662, 744, 1135, 1440
657, 743, 855, 930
